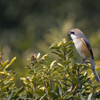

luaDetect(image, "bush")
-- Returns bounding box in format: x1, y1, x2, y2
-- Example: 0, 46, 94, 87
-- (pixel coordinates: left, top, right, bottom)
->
0, 38, 100, 100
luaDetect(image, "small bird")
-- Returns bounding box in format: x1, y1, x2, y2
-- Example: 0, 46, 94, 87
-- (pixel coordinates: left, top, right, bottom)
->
68, 28, 100, 82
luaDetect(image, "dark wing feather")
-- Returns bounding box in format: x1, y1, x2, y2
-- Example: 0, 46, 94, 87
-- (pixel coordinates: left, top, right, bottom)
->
83, 38, 94, 59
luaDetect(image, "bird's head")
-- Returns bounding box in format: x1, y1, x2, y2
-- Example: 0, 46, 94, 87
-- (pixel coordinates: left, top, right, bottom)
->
68, 28, 85, 39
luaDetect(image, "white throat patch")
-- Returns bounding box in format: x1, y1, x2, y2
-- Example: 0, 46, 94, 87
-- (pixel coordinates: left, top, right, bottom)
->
70, 34, 77, 40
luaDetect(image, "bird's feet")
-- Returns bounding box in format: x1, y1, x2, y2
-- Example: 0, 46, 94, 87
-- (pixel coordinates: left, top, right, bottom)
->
80, 58, 87, 63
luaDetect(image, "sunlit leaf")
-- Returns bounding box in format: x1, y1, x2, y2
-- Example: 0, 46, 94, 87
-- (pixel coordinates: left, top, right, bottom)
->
87, 93, 93, 100
41, 54, 48, 60
64, 94, 73, 99
79, 93, 86, 100
50, 60, 56, 69
62, 38, 67, 44
59, 84, 62, 97
0, 71, 4, 74
57, 63, 64, 67
4, 57, 16, 70
37, 53, 41, 59
57, 41, 62, 47
1, 60, 9, 67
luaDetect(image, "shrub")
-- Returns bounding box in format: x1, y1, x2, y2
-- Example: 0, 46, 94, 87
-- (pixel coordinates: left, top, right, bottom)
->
0, 38, 100, 99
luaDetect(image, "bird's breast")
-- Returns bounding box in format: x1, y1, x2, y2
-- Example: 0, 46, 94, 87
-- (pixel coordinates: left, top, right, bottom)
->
73, 38, 90, 58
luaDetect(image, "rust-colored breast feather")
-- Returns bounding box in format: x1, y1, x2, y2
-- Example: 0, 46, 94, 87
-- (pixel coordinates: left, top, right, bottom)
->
80, 38, 91, 58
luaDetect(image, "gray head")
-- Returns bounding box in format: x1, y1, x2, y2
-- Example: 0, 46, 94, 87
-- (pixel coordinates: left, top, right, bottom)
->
68, 28, 86, 39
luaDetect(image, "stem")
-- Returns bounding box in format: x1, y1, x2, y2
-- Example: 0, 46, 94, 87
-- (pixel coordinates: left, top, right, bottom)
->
64, 49, 66, 61
92, 87, 95, 100
43, 71, 50, 100
63, 84, 73, 99
77, 65, 79, 88
33, 83, 36, 100
63, 48, 66, 79
40, 92, 48, 100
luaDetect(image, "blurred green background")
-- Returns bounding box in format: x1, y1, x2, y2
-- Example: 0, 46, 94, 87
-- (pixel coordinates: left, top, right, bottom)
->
0, 0, 100, 87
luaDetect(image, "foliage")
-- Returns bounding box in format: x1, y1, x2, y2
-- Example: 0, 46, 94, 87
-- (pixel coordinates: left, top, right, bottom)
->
19, 38, 100, 99
0, 39, 100, 99
0, 53, 24, 100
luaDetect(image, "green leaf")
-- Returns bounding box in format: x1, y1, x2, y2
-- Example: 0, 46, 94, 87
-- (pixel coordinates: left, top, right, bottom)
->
49, 42, 57, 48
64, 94, 73, 99
58, 53, 64, 58
87, 93, 93, 100
61, 82, 70, 87
66, 48, 73, 55
67, 51, 73, 58
49, 42, 60, 50
72, 77, 77, 85
35, 89, 45, 96
6, 92, 14, 100
61, 47, 65, 52
0, 71, 4, 74
1, 60, 9, 67
57, 63, 64, 68
4, 57, 16, 70
62, 38, 67, 44
81, 78, 90, 85
13, 86, 25, 98
48, 91, 58, 99
37, 53, 41, 59
8, 73, 18, 82
51, 51, 58, 55
50, 60, 56, 69
3, 85, 9, 91
79, 93, 86, 100
40, 54, 48, 60
57, 41, 62, 47
66, 41, 73, 46
59, 84, 62, 97
58, 98, 63, 100
95, 91, 100, 98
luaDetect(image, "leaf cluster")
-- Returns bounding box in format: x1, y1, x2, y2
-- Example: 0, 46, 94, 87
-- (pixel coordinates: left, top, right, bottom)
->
0, 53, 24, 100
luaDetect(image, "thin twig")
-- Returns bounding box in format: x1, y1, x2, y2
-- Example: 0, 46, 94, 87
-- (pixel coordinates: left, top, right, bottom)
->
33, 83, 36, 100
92, 87, 95, 100
63, 49, 66, 78
43, 71, 50, 100
77, 65, 79, 86
19, 97, 31, 99
39, 91, 48, 100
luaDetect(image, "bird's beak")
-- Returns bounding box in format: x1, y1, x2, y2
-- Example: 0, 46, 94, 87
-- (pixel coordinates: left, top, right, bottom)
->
68, 32, 71, 36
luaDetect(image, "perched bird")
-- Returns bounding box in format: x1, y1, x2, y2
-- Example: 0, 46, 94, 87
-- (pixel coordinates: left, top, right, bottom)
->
68, 28, 100, 82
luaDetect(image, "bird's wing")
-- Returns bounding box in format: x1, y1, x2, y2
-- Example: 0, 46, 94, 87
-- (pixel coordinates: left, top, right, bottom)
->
82, 38, 94, 59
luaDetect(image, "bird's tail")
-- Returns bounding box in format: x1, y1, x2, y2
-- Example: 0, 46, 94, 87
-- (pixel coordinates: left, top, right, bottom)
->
90, 56, 100, 82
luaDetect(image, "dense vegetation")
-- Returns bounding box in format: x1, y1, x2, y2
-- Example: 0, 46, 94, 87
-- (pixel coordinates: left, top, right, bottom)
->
0, 39, 100, 99
0, 0, 100, 89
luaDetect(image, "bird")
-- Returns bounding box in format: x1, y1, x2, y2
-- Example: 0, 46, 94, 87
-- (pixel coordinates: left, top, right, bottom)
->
68, 28, 100, 82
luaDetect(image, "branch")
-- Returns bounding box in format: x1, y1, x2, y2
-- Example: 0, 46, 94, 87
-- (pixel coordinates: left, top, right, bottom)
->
39, 91, 48, 100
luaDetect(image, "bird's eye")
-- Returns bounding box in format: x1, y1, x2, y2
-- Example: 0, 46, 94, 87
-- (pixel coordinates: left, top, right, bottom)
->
70, 31, 75, 34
